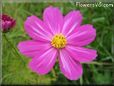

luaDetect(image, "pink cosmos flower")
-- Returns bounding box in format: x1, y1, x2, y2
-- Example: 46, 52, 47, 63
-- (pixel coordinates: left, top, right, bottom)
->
1, 14, 16, 32
18, 6, 97, 80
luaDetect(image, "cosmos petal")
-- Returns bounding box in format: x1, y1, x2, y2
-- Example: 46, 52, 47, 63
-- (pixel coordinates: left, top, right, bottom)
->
43, 6, 63, 34
59, 49, 83, 80
67, 24, 96, 46
24, 15, 52, 42
29, 48, 58, 74
66, 45, 97, 63
17, 40, 51, 57
62, 11, 83, 36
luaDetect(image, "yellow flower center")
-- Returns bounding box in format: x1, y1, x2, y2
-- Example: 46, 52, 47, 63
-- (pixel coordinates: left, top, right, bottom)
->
51, 34, 67, 49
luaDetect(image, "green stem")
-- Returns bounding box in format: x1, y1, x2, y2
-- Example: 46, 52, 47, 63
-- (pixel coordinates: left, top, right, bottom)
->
79, 76, 83, 85
3, 33, 25, 65
112, 28, 114, 62
82, 61, 113, 65
51, 68, 57, 80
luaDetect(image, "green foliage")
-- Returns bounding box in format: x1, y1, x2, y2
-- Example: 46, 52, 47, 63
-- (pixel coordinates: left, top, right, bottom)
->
2, 2, 114, 85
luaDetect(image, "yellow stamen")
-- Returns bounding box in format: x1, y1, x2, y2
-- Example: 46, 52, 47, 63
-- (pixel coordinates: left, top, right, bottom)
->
51, 34, 67, 49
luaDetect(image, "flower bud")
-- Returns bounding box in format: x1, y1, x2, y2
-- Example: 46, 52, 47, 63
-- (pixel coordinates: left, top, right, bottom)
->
1, 14, 16, 32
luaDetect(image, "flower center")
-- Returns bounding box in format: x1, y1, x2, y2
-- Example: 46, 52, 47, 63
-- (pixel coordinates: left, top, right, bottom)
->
51, 34, 67, 49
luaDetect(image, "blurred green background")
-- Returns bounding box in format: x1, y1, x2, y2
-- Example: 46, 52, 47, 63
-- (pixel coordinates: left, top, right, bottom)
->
2, 2, 114, 85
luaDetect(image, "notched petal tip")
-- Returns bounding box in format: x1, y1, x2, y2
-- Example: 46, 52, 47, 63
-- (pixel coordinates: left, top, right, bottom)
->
24, 15, 37, 25
84, 49, 98, 63
68, 63, 83, 80
27, 15, 37, 20
69, 10, 83, 19
91, 50, 98, 60
17, 41, 26, 54
17, 42, 22, 51
29, 63, 49, 75
44, 6, 60, 11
